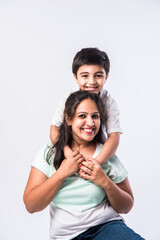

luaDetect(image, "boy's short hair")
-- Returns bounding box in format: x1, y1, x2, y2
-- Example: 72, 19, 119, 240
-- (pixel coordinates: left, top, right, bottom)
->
72, 47, 110, 76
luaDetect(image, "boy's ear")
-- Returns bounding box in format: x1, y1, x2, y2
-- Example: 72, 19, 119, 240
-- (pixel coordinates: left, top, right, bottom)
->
105, 74, 109, 80
104, 74, 109, 83
73, 74, 79, 84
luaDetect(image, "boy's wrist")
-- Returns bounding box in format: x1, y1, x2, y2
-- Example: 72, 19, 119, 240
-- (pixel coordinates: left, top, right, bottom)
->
96, 154, 108, 165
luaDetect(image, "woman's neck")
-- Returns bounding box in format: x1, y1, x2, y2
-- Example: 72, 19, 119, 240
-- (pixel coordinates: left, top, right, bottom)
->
70, 139, 96, 159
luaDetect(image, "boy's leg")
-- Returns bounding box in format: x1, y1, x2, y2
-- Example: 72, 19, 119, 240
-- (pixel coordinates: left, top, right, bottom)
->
92, 220, 145, 240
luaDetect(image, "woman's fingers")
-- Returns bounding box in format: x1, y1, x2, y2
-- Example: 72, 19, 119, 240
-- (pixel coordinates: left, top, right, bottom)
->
79, 158, 95, 176
79, 165, 93, 176
79, 170, 91, 180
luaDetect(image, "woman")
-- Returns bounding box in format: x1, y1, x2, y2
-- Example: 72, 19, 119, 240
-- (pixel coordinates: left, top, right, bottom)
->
23, 91, 144, 240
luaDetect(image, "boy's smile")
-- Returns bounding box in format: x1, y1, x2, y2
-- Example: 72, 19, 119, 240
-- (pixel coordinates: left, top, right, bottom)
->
74, 64, 108, 94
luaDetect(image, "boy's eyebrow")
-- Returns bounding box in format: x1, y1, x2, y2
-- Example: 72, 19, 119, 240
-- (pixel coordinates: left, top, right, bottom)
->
79, 72, 89, 75
79, 71, 104, 75
95, 71, 104, 74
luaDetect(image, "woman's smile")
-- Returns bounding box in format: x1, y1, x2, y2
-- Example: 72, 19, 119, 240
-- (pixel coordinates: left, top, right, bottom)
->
70, 98, 100, 145
80, 127, 95, 134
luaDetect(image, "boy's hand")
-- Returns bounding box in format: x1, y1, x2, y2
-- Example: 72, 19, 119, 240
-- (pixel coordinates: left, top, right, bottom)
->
64, 145, 73, 158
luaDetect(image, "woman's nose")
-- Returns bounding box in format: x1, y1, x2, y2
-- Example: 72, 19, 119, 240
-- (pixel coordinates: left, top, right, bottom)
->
86, 116, 94, 126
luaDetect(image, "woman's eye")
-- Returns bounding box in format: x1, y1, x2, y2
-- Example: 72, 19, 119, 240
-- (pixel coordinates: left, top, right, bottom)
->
92, 114, 100, 119
82, 75, 88, 78
78, 114, 86, 118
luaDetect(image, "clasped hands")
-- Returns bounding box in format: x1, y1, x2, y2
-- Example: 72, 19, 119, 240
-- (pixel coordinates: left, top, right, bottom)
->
60, 151, 107, 188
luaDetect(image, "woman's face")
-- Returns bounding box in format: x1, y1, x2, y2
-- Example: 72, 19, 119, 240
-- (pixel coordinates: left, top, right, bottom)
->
70, 98, 101, 145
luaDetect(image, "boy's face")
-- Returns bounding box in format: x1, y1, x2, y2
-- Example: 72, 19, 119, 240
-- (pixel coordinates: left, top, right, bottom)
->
74, 64, 108, 94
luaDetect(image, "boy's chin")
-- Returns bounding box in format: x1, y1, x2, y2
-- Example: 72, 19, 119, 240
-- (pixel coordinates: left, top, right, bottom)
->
83, 89, 100, 94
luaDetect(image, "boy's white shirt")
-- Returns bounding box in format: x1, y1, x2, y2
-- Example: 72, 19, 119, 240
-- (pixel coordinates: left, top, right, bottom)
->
51, 87, 122, 135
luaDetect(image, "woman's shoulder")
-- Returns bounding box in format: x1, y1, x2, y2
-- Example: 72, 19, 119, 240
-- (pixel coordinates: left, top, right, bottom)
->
31, 144, 55, 177
36, 144, 53, 160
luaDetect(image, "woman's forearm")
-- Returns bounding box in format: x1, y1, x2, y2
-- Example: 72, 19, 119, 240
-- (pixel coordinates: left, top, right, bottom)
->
80, 159, 134, 214
102, 177, 134, 214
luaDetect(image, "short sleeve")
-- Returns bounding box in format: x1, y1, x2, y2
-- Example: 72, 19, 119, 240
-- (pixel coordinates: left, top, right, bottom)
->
102, 154, 128, 183
31, 145, 50, 177
101, 90, 122, 134
51, 87, 78, 126
51, 95, 66, 126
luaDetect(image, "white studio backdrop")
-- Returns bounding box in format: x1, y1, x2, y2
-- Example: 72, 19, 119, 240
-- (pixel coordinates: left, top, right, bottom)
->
0, 0, 160, 239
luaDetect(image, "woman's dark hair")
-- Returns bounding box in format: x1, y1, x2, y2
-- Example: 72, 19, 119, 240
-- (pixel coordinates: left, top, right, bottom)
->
72, 47, 110, 77
47, 90, 107, 169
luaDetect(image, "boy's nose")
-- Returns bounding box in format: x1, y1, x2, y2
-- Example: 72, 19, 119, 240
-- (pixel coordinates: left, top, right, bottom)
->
89, 76, 96, 84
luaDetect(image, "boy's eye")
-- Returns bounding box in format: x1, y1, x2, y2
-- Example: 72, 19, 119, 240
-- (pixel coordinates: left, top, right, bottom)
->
82, 75, 88, 78
95, 74, 103, 78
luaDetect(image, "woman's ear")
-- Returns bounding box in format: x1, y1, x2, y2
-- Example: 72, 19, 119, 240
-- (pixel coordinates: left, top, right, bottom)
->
65, 115, 71, 126
67, 121, 71, 126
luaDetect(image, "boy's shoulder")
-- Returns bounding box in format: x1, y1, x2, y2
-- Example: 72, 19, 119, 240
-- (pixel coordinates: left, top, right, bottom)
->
57, 86, 78, 104
100, 88, 115, 106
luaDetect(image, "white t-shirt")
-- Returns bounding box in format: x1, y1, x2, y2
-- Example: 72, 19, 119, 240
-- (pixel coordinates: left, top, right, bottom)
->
51, 88, 122, 135
32, 143, 127, 240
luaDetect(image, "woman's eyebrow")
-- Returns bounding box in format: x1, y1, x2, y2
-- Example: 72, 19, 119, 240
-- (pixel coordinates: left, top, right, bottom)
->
77, 111, 87, 114
77, 111, 100, 114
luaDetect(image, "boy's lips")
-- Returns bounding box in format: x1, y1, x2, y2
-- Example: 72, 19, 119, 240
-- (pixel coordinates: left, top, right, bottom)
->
85, 86, 98, 91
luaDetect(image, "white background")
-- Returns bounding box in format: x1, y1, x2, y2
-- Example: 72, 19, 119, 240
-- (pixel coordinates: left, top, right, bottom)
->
0, 0, 160, 239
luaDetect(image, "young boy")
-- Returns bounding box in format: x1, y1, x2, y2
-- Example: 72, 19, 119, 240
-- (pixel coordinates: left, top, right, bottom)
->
50, 47, 122, 165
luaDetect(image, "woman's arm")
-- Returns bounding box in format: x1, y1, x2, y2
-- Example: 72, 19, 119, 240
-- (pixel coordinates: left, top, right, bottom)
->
23, 167, 65, 213
79, 158, 134, 214
23, 151, 83, 213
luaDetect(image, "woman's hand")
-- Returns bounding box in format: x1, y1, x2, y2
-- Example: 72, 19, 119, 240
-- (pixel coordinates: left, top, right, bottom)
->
79, 158, 107, 188
58, 151, 84, 178
79, 158, 134, 214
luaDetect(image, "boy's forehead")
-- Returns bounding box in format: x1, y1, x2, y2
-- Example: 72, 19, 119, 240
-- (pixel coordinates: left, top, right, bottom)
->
77, 64, 105, 74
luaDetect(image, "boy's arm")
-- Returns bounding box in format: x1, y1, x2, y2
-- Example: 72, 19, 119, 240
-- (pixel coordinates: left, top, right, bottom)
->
96, 132, 120, 165
50, 125, 73, 158
50, 125, 59, 144
96, 91, 122, 165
